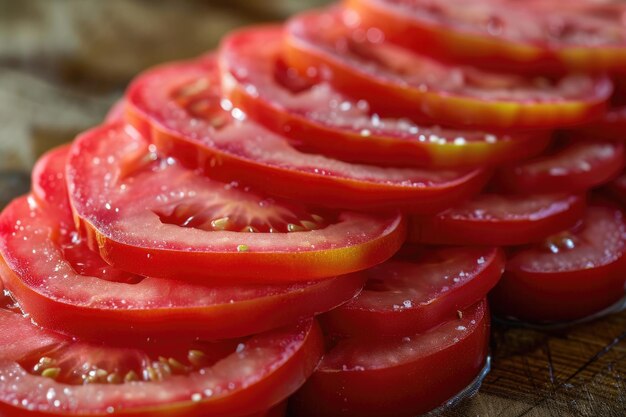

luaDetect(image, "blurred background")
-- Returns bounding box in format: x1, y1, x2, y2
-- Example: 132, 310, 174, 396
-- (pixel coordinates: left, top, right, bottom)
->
0, 0, 330, 205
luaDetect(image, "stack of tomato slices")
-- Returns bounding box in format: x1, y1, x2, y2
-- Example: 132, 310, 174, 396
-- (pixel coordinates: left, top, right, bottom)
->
3, 0, 626, 416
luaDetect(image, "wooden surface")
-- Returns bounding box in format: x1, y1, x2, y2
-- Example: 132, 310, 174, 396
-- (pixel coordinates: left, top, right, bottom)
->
1, 1, 625, 416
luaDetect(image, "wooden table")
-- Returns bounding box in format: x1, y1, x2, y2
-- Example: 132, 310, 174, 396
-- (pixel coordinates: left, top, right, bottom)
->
1, 1, 625, 415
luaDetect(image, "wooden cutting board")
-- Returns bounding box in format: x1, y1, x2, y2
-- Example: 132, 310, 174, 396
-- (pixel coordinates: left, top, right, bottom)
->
1, 1, 625, 415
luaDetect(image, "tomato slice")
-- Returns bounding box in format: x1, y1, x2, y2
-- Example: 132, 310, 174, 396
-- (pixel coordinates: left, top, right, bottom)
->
219, 25, 550, 168
105, 99, 126, 123
321, 246, 503, 337
576, 106, 626, 141
346, 0, 626, 75
126, 55, 490, 213
66, 122, 405, 283
0, 304, 323, 417
607, 169, 626, 206
0, 149, 366, 341
496, 139, 625, 194
410, 193, 585, 246
284, 8, 611, 130
491, 203, 626, 322
290, 300, 490, 417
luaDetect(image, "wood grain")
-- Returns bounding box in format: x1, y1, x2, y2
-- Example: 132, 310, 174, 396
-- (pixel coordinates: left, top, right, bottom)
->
0, 1, 625, 415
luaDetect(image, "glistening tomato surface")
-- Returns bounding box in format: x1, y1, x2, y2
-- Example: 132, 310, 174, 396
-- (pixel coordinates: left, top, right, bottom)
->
576, 106, 626, 140
284, 9, 611, 129
321, 246, 503, 337
66, 123, 404, 283
345, 0, 626, 75
497, 139, 625, 194
410, 194, 585, 246
0, 148, 367, 341
290, 300, 490, 417
219, 25, 549, 168
491, 204, 626, 322
126, 55, 490, 213
0, 305, 323, 417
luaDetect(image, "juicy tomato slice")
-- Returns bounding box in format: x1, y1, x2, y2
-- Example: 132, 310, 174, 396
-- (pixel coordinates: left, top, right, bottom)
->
126, 55, 490, 213
346, 0, 626, 75
491, 203, 626, 322
410, 193, 586, 246
66, 122, 404, 283
290, 300, 490, 417
607, 169, 626, 205
105, 99, 127, 123
0, 148, 367, 341
0, 304, 323, 417
497, 139, 625, 194
576, 106, 626, 140
284, 9, 612, 130
321, 246, 503, 337
219, 25, 550, 168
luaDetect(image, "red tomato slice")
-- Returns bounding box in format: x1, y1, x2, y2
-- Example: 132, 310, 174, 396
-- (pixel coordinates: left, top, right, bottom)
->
497, 139, 625, 194
66, 122, 405, 283
576, 106, 626, 140
219, 25, 550, 168
607, 170, 626, 205
346, 0, 626, 75
126, 55, 490, 213
290, 300, 490, 417
410, 193, 586, 246
1, 173, 365, 342
321, 246, 503, 337
284, 9, 612, 130
0, 305, 323, 417
491, 203, 626, 322
105, 99, 126, 123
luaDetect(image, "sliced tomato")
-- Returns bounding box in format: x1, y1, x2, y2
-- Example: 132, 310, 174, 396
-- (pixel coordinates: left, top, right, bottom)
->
410, 193, 585, 246
290, 300, 490, 417
491, 203, 626, 322
607, 169, 626, 205
497, 139, 625, 194
284, 9, 611, 130
346, 0, 626, 75
66, 122, 405, 283
126, 55, 490, 213
0, 305, 323, 417
321, 246, 503, 337
31, 145, 73, 223
219, 25, 550, 168
576, 106, 626, 140
105, 99, 127, 123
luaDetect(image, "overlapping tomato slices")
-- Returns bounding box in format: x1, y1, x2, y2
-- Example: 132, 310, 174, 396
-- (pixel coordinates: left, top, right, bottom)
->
65, 122, 404, 283
497, 139, 625, 194
219, 25, 549, 168
0, 302, 323, 417
410, 193, 585, 246
345, 0, 626, 75
290, 300, 490, 417
0, 146, 366, 341
322, 246, 503, 337
492, 203, 626, 322
284, 8, 612, 129
126, 55, 490, 213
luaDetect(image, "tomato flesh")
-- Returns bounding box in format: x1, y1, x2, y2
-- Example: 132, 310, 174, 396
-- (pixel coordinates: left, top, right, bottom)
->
321, 246, 503, 337
284, 8, 612, 129
290, 300, 490, 417
346, 0, 626, 75
410, 193, 586, 246
66, 122, 405, 283
497, 139, 625, 194
491, 203, 626, 322
219, 25, 550, 168
126, 55, 490, 213
0, 305, 323, 417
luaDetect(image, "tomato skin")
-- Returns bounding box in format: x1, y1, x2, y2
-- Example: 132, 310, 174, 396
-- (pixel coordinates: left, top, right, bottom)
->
321, 247, 504, 337
219, 25, 551, 168
410, 194, 586, 246
284, 9, 612, 130
497, 139, 626, 194
491, 204, 626, 322
345, 0, 626, 75
0, 310, 324, 417
127, 55, 491, 214
289, 301, 490, 417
